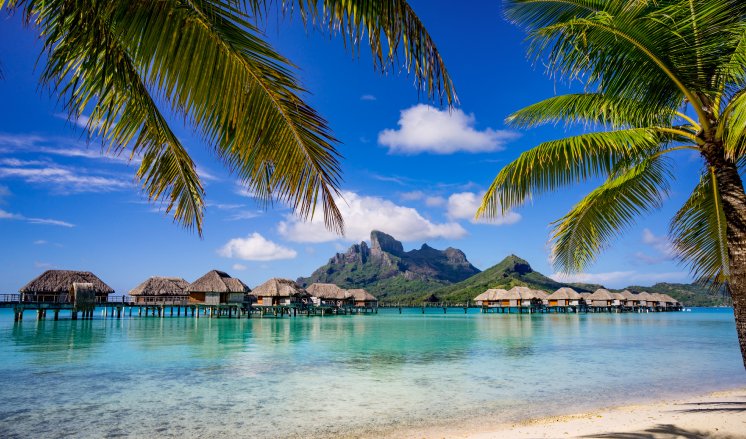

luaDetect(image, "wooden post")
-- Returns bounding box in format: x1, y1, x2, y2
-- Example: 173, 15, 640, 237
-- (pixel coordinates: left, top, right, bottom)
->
53, 310, 59, 320
71, 311, 77, 320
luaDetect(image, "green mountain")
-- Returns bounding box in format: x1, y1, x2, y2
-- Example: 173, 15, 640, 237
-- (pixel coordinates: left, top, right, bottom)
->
296, 230, 480, 300
298, 232, 731, 307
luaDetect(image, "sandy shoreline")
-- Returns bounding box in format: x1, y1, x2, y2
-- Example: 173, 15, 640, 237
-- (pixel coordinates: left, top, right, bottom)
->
374, 387, 746, 439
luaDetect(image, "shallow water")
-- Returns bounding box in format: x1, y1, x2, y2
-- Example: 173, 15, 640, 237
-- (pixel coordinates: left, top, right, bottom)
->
0, 307, 743, 438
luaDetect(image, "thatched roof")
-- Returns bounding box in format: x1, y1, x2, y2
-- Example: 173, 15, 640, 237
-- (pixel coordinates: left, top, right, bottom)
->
660, 293, 678, 304
130, 277, 190, 296
20, 270, 114, 295
187, 270, 249, 293
506, 286, 547, 300
348, 288, 377, 302
649, 293, 666, 303
307, 283, 350, 300
621, 290, 638, 300
610, 292, 626, 301
252, 278, 308, 297
502, 287, 524, 300
637, 291, 653, 301
474, 288, 509, 301
547, 287, 581, 300
589, 288, 613, 301
579, 292, 592, 301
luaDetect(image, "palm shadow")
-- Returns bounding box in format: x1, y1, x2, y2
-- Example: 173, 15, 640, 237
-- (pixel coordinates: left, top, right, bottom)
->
580, 423, 741, 438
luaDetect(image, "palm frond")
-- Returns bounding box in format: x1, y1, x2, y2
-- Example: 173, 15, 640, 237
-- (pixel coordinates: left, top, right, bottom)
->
551, 156, 673, 272
32, 0, 206, 232
478, 128, 668, 218
506, 93, 677, 129
112, 0, 345, 233
670, 167, 729, 287
272, 0, 456, 104
720, 90, 746, 161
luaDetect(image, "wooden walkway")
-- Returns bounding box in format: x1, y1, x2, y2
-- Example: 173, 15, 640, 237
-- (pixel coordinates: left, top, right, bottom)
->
0, 294, 378, 321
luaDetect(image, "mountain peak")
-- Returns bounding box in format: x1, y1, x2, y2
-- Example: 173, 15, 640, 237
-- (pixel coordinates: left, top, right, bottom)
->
496, 254, 533, 275
370, 230, 404, 255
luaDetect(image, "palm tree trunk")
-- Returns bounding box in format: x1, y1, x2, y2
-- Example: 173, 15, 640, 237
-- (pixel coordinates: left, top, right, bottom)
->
714, 161, 746, 369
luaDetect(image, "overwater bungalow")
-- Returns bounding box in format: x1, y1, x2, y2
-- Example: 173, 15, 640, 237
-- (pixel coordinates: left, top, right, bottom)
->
129, 276, 190, 305
307, 283, 353, 307
251, 278, 309, 306
637, 291, 654, 308
588, 289, 614, 307
187, 270, 250, 305
546, 287, 581, 307
474, 289, 507, 307
348, 289, 378, 308
533, 289, 549, 305
19, 270, 114, 303
610, 292, 625, 307
579, 292, 592, 306
508, 286, 541, 307
621, 290, 640, 307
498, 287, 521, 307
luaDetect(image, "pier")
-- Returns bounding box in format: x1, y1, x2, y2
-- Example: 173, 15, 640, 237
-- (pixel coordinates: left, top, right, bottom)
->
0, 294, 378, 321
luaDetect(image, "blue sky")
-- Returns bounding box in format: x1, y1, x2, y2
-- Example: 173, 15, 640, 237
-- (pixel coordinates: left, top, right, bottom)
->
0, 1, 705, 294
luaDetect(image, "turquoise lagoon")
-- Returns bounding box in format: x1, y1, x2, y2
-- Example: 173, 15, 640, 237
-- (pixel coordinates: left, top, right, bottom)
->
0, 308, 744, 438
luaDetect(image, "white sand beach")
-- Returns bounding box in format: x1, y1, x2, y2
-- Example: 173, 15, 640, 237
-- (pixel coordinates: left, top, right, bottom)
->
383, 387, 746, 439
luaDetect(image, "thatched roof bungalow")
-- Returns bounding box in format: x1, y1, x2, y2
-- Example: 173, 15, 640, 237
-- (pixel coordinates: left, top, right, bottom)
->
251, 278, 309, 306
620, 290, 640, 307
307, 283, 353, 307
637, 291, 653, 307
579, 292, 592, 305
610, 292, 625, 306
129, 276, 190, 304
187, 270, 250, 305
348, 289, 378, 307
474, 288, 508, 306
19, 270, 114, 303
508, 286, 545, 306
499, 287, 523, 307
546, 287, 581, 307
588, 289, 614, 307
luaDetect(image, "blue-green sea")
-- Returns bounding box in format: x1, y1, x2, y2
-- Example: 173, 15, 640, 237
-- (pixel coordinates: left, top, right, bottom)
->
0, 307, 744, 438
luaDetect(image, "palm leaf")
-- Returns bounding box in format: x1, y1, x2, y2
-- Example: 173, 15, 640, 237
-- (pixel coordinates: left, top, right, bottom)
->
670, 167, 729, 287
506, 93, 677, 129
268, 0, 456, 104
31, 0, 206, 232
551, 156, 673, 272
478, 128, 667, 218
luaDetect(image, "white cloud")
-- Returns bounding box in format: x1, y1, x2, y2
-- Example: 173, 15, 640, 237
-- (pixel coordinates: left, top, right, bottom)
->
0, 185, 9, 200
26, 218, 75, 227
400, 190, 424, 201
278, 190, 467, 243
640, 228, 676, 261
225, 210, 262, 221
0, 209, 21, 220
425, 196, 446, 207
550, 271, 689, 287
218, 232, 297, 261
34, 240, 48, 245
0, 209, 74, 227
196, 166, 219, 182
446, 192, 521, 226
360, 94, 377, 101
0, 133, 137, 164
378, 104, 518, 154
0, 163, 130, 194
232, 263, 248, 271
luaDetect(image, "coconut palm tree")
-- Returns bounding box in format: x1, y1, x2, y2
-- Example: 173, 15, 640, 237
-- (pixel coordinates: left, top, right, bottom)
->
1, 0, 455, 235
478, 0, 746, 367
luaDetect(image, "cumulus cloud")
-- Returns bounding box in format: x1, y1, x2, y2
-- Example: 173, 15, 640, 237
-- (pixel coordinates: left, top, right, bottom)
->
550, 270, 688, 287
378, 104, 518, 154
218, 232, 297, 261
278, 190, 467, 243
446, 192, 521, 226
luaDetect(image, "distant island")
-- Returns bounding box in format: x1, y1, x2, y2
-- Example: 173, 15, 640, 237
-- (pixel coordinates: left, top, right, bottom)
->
298, 231, 731, 307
